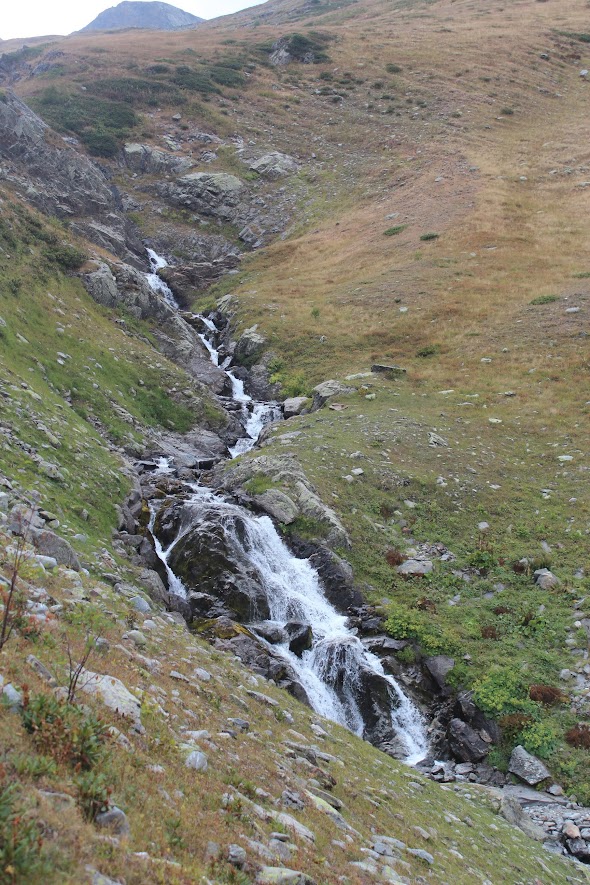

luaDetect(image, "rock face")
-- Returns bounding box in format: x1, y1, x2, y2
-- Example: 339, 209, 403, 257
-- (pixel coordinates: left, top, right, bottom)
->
0, 91, 141, 265
447, 718, 490, 763
234, 326, 267, 366
165, 172, 244, 222
155, 501, 271, 622
508, 745, 551, 785
81, 262, 230, 393
81, 1, 203, 32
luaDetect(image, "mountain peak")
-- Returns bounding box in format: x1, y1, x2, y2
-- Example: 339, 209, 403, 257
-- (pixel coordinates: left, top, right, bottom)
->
80, 1, 204, 33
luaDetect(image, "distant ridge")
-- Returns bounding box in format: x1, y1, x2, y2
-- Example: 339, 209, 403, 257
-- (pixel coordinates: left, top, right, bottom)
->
80, 1, 203, 32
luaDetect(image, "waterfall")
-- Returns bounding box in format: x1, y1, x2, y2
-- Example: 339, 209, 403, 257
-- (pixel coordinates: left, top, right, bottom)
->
153, 485, 429, 764
145, 248, 179, 309
144, 297, 428, 763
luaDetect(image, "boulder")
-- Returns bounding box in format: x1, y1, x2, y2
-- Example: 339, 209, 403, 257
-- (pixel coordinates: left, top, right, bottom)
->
396, 559, 433, 577
371, 364, 407, 377
447, 718, 489, 762
234, 326, 267, 365
123, 143, 193, 175
508, 745, 551, 785
95, 807, 130, 837
139, 569, 169, 607
169, 171, 244, 222
255, 489, 299, 525
80, 671, 142, 726
425, 655, 455, 691
31, 530, 81, 571
311, 380, 354, 411
285, 622, 313, 656
250, 151, 299, 178
283, 396, 310, 418
256, 869, 317, 885
534, 568, 560, 590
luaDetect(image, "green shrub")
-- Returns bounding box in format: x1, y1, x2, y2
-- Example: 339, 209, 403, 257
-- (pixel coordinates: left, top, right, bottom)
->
386, 63, 402, 73
42, 244, 86, 270
500, 107, 514, 115
12, 753, 57, 780
209, 66, 245, 88
416, 344, 440, 358
0, 781, 50, 881
530, 295, 558, 305
472, 668, 534, 718
21, 693, 110, 770
172, 66, 218, 95
74, 770, 112, 821
519, 720, 559, 759
82, 130, 119, 157
384, 225, 407, 236
420, 232, 439, 241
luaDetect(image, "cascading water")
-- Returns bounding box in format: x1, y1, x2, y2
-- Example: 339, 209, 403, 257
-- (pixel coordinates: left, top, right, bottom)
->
154, 485, 428, 764
146, 248, 179, 309
144, 261, 428, 763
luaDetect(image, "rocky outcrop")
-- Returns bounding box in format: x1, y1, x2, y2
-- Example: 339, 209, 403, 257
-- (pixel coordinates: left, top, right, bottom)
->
0, 91, 142, 265
161, 172, 245, 223
249, 152, 299, 179
220, 453, 350, 549
123, 143, 194, 175
81, 261, 230, 393
81, 0, 203, 31
159, 255, 240, 308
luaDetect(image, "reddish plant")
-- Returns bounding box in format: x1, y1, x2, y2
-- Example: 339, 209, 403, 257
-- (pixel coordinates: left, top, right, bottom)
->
385, 547, 405, 568
481, 625, 498, 640
493, 606, 511, 616
416, 597, 437, 613
529, 684, 564, 706
565, 725, 590, 750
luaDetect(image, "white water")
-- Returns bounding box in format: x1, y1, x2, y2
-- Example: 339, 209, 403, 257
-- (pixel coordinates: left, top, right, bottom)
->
143, 291, 428, 762
160, 486, 428, 763
146, 248, 179, 309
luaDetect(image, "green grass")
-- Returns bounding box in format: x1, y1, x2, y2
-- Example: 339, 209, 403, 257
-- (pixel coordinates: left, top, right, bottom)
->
383, 224, 407, 236
530, 294, 558, 305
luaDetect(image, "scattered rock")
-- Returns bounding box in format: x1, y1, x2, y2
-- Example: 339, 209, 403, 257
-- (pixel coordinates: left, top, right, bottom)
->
396, 559, 433, 577
95, 806, 130, 837
185, 750, 208, 772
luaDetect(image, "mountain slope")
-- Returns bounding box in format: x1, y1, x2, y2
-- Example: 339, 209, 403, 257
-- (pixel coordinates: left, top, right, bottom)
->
80, 1, 203, 32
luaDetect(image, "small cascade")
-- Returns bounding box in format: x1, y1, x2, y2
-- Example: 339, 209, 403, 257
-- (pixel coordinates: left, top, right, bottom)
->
145, 248, 179, 309
153, 485, 429, 764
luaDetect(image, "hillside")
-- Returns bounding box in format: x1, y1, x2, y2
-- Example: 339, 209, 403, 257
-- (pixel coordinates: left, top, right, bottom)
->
80, 1, 203, 33
0, 0, 590, 881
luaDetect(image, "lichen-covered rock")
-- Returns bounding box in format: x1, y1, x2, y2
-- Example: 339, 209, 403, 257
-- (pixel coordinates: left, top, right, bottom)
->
80, 671, 142, 726
311, 380, 355, 411
124, 143, 193, 175
250, 151, 299, 178
508, 745, 551, 785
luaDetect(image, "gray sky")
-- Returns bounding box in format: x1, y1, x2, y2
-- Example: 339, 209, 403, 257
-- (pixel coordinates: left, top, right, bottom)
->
1, 0, 266, 41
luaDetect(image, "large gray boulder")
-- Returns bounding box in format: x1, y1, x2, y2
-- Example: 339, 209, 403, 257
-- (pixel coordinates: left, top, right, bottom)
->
250, 151, 299, 179
255, 489, 299, 525
123, 143, 193, 175
31, 530, 81, 571
283, 396, 310, 418
311, 380, 355, 411
508, 745, 551, 785
168, 172, 244, 222
233, 326, 267, 365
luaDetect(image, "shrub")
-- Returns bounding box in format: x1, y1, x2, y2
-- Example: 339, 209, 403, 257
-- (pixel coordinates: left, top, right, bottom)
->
565, 724, 590, 749
520, 721, 559, 758
416, 344, 440, 358
386, 63, 402, 73
472, 667, 531, 718
81, 130, 119, 158
43, 243, 86, 270
0, 780, 49, 882
21, 693, 110, 770
530, 295, 558, 305
498, 712, 534, 741
481, 625, 498, 640
385, 547, 405, 567
420, 232, 439, 241
500, 107, 514, 115
172, 66, 217, 94
529, 684, 564, 706
74, 770, 112, 821
384, 225, 407, 236
209, 65, 245, 88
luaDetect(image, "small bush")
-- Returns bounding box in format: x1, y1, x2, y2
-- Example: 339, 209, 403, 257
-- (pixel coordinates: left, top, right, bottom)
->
529, 684, 564, 706
420, 232, 439, 241
75, 770, 112, 821
500, 107, 514, 115
481, 625, 498, 640
21, 693, 110, 770
386, 63, 402, 73
416, 344, 440, 358
565, 724, 590, 749
530, 295, 558, 305
498, 712, 534, 740
12, 754, 58, 780
385, 547, 405, 567
43, 243, 86, 270
0, 780, 49, 881
81, 130, 119, 158
383, 225, 407, 236
520, 721, 559, 758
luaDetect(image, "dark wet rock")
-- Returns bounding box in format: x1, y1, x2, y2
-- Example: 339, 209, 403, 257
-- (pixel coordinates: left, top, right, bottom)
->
285, 622, 313, 656
447, 718, 489, 762
286, 537, 361, 611
159, 254, 240, 309
253, 622, 287, 644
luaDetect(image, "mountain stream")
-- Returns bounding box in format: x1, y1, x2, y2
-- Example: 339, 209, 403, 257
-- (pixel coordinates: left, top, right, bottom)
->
145, 251, 428, 764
